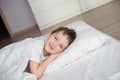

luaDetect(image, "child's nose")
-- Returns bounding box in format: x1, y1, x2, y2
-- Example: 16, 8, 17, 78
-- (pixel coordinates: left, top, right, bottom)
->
53, 41, 58, 47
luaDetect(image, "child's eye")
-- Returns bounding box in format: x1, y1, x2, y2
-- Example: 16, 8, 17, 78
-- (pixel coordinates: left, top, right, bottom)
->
59, 44, 63, 49
54, 36, 57, 40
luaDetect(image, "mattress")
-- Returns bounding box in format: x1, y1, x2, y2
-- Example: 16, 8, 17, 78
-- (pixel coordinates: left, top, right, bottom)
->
40, 21, 120, 80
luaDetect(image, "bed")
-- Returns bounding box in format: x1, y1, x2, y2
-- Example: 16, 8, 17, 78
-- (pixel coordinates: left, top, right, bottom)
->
41, 21, 120, 80
0, 21, 120, 80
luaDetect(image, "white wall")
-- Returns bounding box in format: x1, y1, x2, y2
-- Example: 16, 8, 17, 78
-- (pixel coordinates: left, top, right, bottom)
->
0, 0, 37, 33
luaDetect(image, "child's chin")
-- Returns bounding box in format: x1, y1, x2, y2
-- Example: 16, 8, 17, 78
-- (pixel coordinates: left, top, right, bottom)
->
47, 49, 53, 55
50, 52, 55, 55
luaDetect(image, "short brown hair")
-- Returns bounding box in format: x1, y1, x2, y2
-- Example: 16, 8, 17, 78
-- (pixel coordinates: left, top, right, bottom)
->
51, 27, 76, 45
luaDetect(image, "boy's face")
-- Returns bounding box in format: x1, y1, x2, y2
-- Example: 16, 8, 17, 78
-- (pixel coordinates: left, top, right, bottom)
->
44, 31, 69, 55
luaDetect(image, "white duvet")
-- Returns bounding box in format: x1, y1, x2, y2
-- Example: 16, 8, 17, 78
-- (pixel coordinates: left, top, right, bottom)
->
0, 38, 37, 80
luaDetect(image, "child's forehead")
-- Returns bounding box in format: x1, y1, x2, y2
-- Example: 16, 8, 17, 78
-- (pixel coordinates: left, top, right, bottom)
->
54, 31, 66, 36
56, 30, 67, 34
55, 31, 70, 41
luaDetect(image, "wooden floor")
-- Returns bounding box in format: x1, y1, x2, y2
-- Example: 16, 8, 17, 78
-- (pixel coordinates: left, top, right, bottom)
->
0, 0, 120, 48
83, 0, 120, 40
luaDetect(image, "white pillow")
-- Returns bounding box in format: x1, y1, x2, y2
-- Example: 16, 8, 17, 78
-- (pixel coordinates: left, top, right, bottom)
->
44, 21, 109, 74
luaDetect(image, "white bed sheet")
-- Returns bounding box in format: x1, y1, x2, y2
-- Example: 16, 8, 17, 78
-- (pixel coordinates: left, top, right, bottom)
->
41, 35, 120, 80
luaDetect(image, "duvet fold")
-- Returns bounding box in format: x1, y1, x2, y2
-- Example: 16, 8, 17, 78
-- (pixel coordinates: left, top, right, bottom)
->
0, 38, 37, 80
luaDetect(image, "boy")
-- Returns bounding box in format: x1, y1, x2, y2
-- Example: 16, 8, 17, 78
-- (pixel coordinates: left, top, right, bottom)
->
29, 27, 76, 79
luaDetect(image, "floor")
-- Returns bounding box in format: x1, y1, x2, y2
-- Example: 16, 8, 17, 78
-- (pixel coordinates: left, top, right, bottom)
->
83, 0, 120, 40
0, 0, 120, 48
